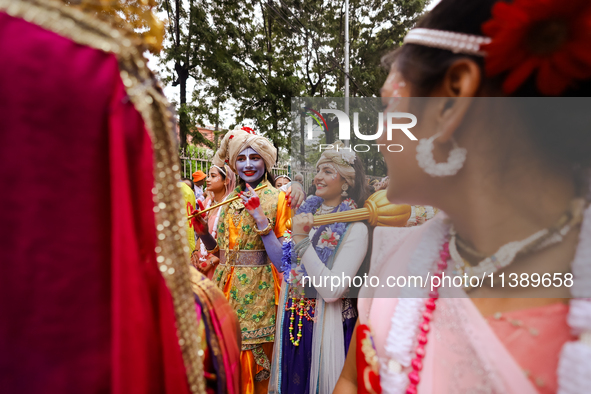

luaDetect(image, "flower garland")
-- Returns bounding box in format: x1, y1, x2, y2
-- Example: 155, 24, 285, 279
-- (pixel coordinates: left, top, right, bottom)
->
281, 236, 300, 283
379, 216, 449, 394
300, 196, 357, 263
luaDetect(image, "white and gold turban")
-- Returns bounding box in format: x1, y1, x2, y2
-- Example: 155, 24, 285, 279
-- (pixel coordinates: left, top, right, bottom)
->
212, 127, 277, 173
316, 141, 356, 187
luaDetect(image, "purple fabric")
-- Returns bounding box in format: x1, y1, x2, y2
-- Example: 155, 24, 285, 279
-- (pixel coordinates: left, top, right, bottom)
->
279, 298, 357, 394
280, 299, 314, 394
278, 196, 360, 393
297, 196, 352, 264
343, 301, 357, 356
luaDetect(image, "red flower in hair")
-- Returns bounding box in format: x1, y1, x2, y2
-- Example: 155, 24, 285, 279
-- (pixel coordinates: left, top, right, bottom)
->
481, 0, 591, 95
241, 126, 255, 134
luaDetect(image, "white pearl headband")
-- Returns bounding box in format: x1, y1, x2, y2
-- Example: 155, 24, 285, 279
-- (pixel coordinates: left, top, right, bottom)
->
403, 28, 491, 56
211, 164, 226, 177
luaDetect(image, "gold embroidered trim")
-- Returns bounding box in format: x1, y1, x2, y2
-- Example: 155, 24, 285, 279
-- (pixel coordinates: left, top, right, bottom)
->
0, 1, 205, 393
219, 250, 271, 266
252, 346, 271, 382
241, 324, 275, 340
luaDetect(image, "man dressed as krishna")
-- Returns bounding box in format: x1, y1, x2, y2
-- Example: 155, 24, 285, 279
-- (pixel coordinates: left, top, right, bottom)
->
191, 127, 292, 394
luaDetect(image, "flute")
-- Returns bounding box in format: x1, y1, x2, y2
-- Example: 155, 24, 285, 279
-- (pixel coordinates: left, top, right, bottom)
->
187, 184, 268, 219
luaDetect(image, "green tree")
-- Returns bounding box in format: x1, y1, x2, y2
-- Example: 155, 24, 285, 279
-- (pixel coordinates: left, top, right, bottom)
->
157, 0, 429, 155
195, 0, 305, 150
159, 0, 215, 149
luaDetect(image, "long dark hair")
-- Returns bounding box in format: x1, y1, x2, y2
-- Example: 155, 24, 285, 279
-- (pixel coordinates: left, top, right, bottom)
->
348, 156, 370, 208
181, 177, 194, 189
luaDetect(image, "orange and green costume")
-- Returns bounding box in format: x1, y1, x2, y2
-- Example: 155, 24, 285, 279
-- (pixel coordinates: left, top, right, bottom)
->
213, 180, 290, 394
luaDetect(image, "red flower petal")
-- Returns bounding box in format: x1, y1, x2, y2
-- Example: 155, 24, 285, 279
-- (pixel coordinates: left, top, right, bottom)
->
502, 57, 541, 94
537, 60, 572, 95
482, 0, 591, 95
566, 40, 591, 67
552, 47, 591, 79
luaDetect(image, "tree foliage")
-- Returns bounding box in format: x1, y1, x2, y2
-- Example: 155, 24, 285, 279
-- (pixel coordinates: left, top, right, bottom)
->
159, 0, 215, 149
157, 0, 430, 152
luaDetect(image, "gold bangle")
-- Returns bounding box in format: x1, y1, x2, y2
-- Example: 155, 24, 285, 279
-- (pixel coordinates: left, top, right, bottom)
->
254, 219, 273, 236
206, 245, 219, 254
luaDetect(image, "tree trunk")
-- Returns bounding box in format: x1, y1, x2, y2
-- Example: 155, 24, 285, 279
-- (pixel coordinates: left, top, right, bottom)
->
214, 102, 220, 148
176, 63, 189, 150
300, 109, 306, 167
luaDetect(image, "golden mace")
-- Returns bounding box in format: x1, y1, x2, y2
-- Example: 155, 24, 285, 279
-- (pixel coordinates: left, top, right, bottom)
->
187, 184, 268, 220
286, 190, 411, 229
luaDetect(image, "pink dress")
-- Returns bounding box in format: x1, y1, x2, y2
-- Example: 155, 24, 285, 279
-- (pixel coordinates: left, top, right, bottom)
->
486, 303, 574, 393
359, 217, 573, 393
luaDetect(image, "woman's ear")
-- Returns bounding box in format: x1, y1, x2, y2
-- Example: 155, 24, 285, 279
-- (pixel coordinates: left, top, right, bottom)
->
432, 58, 481, 143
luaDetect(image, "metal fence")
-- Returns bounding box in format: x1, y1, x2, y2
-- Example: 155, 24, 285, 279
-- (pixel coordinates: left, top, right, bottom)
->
179, 148, 290, 182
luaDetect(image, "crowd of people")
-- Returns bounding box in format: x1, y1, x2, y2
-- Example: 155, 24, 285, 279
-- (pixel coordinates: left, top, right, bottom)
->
3, 0, 591, 393
176, 129, 434, 394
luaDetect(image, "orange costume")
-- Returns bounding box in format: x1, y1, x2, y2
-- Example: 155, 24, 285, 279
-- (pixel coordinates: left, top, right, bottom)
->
206, 123, 291, 394
212, 182, 290, 393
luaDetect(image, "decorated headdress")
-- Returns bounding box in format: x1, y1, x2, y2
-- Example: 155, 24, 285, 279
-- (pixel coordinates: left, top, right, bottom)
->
212, 126, 277, 173
59, 0, 165, 52
403, 0, 591, 96
316, 141, 356, 187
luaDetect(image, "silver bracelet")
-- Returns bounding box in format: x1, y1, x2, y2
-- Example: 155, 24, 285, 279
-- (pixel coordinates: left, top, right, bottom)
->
294, 236, 312, 258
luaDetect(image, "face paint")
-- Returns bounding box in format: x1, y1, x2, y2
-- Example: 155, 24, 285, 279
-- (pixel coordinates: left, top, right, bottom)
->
319, 163, 338, 180
314, 163, 344, 200
236, 147, 266, 184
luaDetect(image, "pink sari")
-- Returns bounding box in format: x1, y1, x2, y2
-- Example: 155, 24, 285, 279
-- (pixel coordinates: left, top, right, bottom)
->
359, 216, 572, 393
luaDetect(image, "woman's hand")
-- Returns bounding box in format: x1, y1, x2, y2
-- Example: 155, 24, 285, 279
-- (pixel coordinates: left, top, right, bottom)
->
291, 212, 314, 243
286, 182, 306, 209
198, 255, 219, 274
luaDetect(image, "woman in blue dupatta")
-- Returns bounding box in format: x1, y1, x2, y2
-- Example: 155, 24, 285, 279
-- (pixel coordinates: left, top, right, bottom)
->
269, 144, 370, 394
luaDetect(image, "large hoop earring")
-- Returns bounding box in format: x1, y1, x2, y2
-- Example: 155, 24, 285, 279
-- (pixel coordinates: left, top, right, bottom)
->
416, 132, 467, 177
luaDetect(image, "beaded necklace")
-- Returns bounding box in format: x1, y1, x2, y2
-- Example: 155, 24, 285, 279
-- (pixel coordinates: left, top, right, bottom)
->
403, 242, 449, 394
289, 295, 305, 346
286, 288, 316, 346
